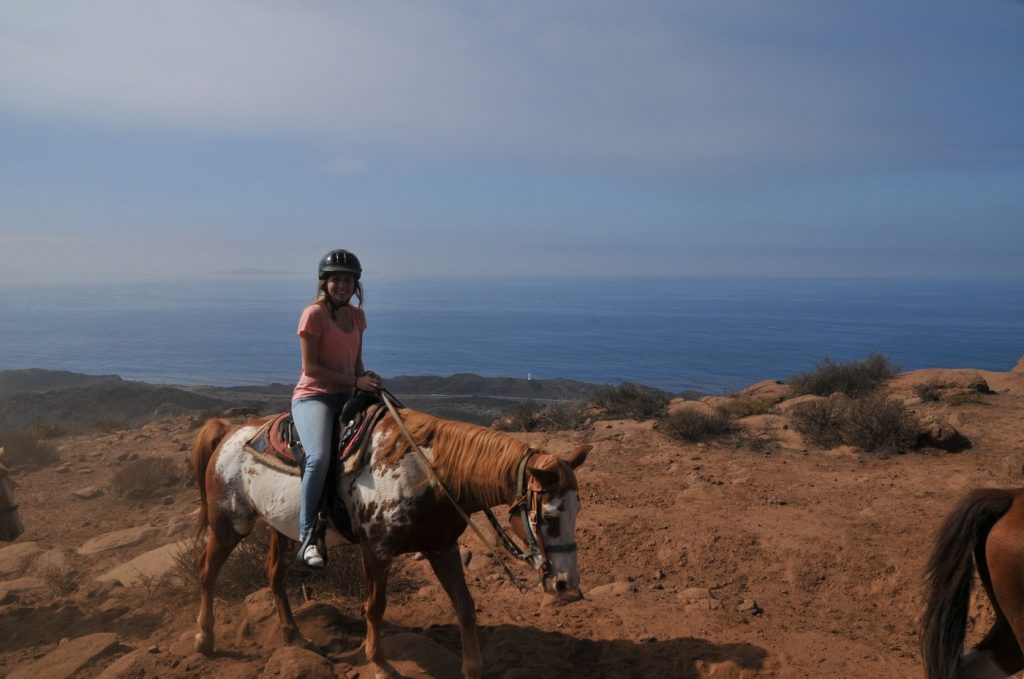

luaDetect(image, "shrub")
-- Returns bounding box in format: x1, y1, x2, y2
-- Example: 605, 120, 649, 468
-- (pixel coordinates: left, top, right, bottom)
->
661, 409, 735, 442
0, 428, 60, 470
495, 400, 591, 432
840, 393, 919, 454
788, 352, 900, 398
537, 401, 590, 431
111, 457, 182, 499
590, 382, 668, 420
494, 400, 542, 432
171, 526, 365, 602
913, 381, 943, 402
791, 396, 849, 449
792, 393, 918, 455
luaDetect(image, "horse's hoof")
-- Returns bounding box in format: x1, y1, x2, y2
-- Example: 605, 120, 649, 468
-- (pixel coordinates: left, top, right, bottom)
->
194, 633, 214, 656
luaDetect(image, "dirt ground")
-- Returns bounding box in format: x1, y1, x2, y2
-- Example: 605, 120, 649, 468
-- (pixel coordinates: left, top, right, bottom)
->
2, 365, 1024, 678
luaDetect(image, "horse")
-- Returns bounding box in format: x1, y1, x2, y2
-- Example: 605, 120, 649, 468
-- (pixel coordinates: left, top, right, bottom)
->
190, 406, 590, 679
0, 448, 25, 542
922, 487, 1024, 679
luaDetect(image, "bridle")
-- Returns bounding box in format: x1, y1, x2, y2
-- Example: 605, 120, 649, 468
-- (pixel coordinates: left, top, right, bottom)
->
0, 466, 18, 516
483, 449, 577, 578
378, 393, 576, 592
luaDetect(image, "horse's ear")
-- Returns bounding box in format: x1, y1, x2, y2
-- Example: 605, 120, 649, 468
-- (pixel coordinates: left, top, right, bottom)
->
563, 445, 590, 469
527, 466, 560, 488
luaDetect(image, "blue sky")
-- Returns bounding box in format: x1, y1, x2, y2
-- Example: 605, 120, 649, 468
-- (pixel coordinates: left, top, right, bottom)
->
1, 1, 1022, 283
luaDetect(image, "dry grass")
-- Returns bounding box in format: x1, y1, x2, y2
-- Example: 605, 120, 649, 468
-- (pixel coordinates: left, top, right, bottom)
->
792, 393, 918, 455
0, 428, 60, 470
111, 457, 182, 499
661, 409, 735, 442
591, 382, 668, 420
170, 525, 366, 603
788, 353, 900, 398
496, 400, 590, 432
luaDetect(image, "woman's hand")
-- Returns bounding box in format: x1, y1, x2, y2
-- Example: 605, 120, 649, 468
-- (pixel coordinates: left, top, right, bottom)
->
356, 371, 383, 392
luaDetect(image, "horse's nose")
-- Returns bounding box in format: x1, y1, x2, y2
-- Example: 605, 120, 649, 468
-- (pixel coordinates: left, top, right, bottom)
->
555, 579, 568, 593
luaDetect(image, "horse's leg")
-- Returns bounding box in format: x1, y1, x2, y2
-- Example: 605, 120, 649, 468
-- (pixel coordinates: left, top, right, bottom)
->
195, 517, 243, 655
360, 547, 392, 675
426, 546, 482, 679
267, 528, 312, 649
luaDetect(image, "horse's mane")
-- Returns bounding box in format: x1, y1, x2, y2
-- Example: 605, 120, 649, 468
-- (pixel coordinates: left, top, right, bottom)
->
379, 409, 531, 508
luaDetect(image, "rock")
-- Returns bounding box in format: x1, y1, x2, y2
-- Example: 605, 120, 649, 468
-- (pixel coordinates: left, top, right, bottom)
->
1014, 355, 1024, 373
0, 541, 44, 577
678, 587, 715, 603
94, 648, 161, 678
667, 400, 719, 417
738, 598, 763, 614
261, 646, 334, 679
915, 416, 971, 452
736, 379, 791, 404
588, 581, 635, 597
73, 487, 104, 500
888, 369, 994, 395
1001, 455, 1024, 480
78, 526, 160, 556
0, 576, 47, 600
775, 394, 826, 413
32, 548, 72, 574
96, 539, 192, 586
7, 632, 121, 679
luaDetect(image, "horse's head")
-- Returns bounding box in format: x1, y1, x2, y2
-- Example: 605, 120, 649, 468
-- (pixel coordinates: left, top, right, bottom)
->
511, 444, 590, 603
0, 456, 24, 542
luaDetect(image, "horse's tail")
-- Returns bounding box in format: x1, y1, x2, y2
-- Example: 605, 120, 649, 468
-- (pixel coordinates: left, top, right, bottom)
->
191, 418, 231, 540
922, 487, 1016, 679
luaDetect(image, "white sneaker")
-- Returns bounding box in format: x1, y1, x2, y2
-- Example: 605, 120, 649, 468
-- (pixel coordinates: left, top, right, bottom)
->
302, 545, 324, 568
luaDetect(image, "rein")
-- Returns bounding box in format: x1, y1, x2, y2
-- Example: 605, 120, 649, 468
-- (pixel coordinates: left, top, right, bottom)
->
379, 392, 567, 592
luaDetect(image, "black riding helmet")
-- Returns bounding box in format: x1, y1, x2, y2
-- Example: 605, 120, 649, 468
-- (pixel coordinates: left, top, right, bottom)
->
318, 249, 362, 280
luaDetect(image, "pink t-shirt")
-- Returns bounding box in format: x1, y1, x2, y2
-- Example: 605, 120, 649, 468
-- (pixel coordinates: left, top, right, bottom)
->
292, 303, 367, 400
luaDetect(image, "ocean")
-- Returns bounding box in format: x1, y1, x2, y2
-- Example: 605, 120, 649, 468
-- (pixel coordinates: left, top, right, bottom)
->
1, 276, 1021, 395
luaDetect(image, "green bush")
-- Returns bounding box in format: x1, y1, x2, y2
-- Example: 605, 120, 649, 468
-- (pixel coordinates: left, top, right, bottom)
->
0, 428, 60, 470
788, 352, 900, 398
591, 382, 668, 420
792, 393, 918, 455
661, 409, 735, 442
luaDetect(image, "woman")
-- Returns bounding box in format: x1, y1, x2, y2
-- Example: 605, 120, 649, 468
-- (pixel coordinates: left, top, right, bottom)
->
292, 249, 383, 567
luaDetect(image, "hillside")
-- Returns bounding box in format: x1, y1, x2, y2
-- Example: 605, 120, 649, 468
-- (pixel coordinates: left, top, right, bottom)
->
1, 360, 1023, 678
0, 369, 633, 430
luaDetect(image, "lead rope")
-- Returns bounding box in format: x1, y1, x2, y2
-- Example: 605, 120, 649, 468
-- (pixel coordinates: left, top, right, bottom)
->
379, 392, 532, 593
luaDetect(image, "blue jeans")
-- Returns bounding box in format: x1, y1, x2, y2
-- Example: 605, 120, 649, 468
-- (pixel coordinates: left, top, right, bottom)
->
291, 393, 345, 542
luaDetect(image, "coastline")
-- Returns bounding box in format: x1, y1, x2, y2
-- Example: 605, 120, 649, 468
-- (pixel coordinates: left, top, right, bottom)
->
0, 368, 672, 430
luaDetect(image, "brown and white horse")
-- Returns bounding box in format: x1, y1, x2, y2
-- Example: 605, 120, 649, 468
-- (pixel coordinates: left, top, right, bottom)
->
191, 407, 589, 679
0, 448, 25, 542
922, 487, 1024, 679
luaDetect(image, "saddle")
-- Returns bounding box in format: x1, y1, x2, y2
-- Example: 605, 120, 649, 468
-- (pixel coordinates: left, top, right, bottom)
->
242, 390, 400, 547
